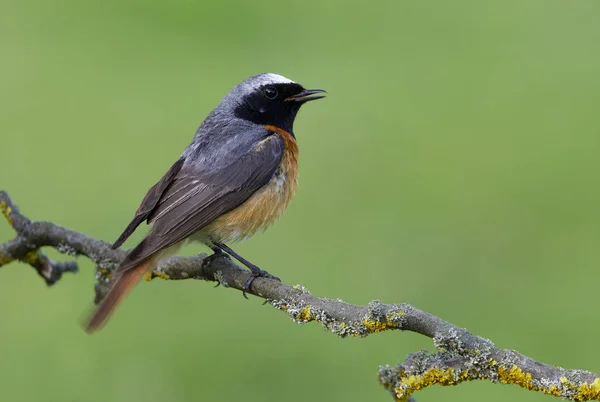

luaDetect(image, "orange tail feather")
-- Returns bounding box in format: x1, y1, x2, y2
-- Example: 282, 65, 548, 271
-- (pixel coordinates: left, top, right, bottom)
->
86, 260, 151, 333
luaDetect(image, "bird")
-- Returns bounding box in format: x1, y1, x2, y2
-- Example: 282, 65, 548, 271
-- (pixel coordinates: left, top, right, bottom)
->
86, 73, 326, 333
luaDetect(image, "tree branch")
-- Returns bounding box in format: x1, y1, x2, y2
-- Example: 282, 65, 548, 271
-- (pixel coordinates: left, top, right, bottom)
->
1, 189, 599, 401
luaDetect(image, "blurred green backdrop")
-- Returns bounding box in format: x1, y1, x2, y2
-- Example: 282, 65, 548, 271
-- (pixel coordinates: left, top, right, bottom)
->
1, 0, 599, 401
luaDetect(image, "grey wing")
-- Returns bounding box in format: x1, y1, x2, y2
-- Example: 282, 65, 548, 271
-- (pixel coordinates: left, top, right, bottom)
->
116, 133, 285, 273
112, 157, 185, 249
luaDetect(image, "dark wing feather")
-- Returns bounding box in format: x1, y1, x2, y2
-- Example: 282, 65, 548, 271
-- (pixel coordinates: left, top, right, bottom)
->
112, 157, 185, 249
116, 133, 284, 274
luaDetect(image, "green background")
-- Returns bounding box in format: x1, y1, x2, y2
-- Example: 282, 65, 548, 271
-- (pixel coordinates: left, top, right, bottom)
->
1, 1, 599, 401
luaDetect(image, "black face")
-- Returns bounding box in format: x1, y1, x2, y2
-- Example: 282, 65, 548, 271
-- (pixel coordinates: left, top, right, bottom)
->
234, 83, 322, 134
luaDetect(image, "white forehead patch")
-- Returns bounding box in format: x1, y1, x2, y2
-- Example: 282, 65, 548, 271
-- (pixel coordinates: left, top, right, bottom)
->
220, 73, 299, 107
251, 73, 295, 89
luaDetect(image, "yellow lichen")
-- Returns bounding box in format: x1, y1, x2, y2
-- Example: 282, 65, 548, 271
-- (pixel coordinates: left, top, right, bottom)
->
497, 365, 534, 390
392, 362, 600, 401
145, 271, 170, 281
97, 268, 112, 279
548, 385, 561, 397
297, 306, 315, 322
0, 201, 13, 226
21, 250, 43, 266
459, 370, 471, 380
396, 368, 470, 401
0, 252, 15, 265
155, 271, 170, 280
577, 378, 600, 401
388, 311, 405, 319
362, 311, 404, 333
362, 319, 391, 333
496, 365, 600, 400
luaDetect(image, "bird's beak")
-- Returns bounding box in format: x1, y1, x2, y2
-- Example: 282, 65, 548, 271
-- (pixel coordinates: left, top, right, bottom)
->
285, 89, 327, 102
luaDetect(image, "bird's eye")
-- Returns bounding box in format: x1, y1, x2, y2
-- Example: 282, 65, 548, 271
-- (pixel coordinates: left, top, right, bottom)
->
265, 87, 278, 99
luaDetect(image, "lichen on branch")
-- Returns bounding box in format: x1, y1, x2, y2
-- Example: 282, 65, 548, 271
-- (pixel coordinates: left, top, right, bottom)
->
1, 190, 598, 401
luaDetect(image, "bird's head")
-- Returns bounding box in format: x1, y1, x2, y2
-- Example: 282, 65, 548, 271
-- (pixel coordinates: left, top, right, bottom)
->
217, 73, 326, 134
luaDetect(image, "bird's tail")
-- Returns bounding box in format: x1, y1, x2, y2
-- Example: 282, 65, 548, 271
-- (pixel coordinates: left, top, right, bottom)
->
85, 259, 151, 333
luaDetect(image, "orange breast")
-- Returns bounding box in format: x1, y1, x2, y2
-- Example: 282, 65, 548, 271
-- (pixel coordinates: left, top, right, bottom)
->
202, 125, 299, 243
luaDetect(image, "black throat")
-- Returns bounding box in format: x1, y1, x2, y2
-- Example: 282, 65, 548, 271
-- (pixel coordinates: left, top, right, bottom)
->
233, 82, 305, 135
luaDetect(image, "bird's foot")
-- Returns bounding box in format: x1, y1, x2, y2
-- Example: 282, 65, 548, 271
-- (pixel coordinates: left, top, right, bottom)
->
211, 242, 281, 298
242, 264, 280, 299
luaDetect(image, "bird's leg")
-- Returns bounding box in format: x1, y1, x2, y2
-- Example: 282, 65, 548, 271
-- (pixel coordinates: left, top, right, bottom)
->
212, 242, 280, 298
203, 246, 231, 287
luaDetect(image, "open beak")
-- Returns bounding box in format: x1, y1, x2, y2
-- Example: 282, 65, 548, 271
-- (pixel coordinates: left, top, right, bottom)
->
285, 89, 327, 102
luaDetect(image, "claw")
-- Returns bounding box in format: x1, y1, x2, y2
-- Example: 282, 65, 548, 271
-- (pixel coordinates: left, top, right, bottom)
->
241, 268, 280, 298
210, 242, 281, 299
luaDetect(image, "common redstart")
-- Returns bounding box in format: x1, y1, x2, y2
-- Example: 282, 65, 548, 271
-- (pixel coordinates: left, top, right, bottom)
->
86, 73, 326, 332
